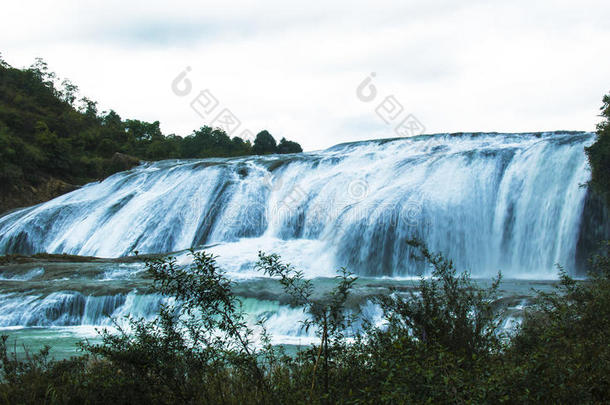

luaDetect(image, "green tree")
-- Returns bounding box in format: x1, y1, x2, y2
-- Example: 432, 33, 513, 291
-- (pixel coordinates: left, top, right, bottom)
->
376, 239, 503, 357
231, 136, 252, 155
256, 252, 358, 400
277, 137, 303, 154
0, 53, 8, 68
28, 57, 57, 90
586, 93, 610, 204
60, 79, 79, 106
252, 130, 277, 155
96, 138, 119, 158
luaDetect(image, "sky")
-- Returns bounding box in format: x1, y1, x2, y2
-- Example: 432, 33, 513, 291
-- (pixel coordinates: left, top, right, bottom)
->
1, 0, 610, 151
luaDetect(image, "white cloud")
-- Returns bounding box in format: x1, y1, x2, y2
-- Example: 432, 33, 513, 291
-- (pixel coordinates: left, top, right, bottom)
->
1, 0, 609, 150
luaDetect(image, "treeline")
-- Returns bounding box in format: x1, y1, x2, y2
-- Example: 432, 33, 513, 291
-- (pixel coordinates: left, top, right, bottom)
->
0, 55, 302, 189
0, 241, 609, 404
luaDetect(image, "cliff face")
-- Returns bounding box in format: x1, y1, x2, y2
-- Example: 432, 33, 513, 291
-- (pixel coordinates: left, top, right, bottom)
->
0, 152, 141, 215
576, 187, 610, 275
0, 177, 78, 215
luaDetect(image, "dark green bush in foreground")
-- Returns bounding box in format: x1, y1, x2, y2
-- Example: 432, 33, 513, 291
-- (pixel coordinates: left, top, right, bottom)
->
1, 242, 609, 404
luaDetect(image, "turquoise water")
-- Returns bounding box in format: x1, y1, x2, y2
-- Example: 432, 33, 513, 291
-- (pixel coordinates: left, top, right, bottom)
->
0, 258, 560, 360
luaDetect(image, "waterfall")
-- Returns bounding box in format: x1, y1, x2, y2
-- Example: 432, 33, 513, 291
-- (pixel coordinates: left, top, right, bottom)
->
0, 131, 595, 277
0, 289, 320, 345
0, 291, 165, 327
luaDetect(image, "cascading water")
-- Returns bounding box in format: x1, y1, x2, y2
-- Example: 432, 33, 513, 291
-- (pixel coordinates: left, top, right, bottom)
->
0, 261, 321, 349
1, 132, 597, 356
0, 131, 596, 278
0, 291, 162, 327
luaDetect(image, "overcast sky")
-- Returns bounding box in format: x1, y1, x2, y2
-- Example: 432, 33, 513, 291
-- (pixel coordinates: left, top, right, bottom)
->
2, 0, 609, 150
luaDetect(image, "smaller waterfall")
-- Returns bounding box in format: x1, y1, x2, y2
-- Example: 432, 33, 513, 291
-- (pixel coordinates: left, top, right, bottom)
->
0, 291, 163, 327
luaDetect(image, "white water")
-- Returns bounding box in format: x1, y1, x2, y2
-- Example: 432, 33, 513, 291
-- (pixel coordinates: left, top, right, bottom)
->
0, 288, 322, 347
0, 267, 44, 281
0, 131, 594, 278
0, 291, 162, 327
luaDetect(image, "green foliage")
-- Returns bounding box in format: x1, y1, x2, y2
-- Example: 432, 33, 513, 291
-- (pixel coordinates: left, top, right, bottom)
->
81, 251, 270, 403
0, 57, 302, 201
252, 130, 278, 155
277, 137, 303, 154
32, 249, 357, 404
586, 93, 610, 204
256, 253, 358, 400
340, 240, 505, 403
1, 243, 609, 404
180, 126, 249, 158
503, 242, 610, 403
376, 239, 503, 357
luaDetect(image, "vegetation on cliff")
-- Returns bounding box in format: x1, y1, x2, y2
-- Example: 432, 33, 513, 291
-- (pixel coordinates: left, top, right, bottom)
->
0, 54, 302, 212
586, 92, 610, 204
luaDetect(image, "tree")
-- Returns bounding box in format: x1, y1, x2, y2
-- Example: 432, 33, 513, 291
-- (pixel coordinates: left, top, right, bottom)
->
585, 93, 610, 204
375, 239, 503, 357
125, 119, 162, 142
231, 136, 252, 156
28, 57, 56, 88
83, 250, 271, 403
277, 137, 303, 154
0, 52, 8, 68
252, 130, 277, 155
97, 138, 120, 158
102, 110, 123, 129
60, 79, 79, 106
256, 252, 357, 399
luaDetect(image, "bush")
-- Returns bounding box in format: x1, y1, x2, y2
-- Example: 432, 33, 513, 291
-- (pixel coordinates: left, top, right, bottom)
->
1, 242, 609, 404
503, 242, 610, 403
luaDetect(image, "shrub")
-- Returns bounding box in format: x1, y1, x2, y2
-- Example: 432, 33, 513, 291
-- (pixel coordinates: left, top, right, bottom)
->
503, 242, 610, 403
0, 242, 608, 404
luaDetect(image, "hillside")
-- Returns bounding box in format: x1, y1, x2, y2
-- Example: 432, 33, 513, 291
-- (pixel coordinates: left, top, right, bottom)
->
0, 56, 301, 213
